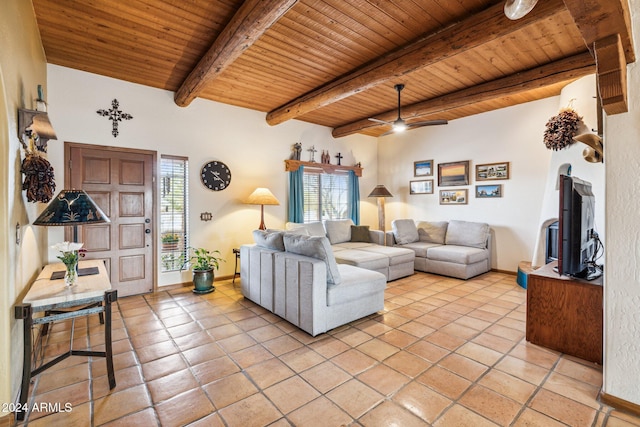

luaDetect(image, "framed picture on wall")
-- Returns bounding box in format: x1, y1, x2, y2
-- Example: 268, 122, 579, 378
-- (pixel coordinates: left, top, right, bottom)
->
440, 189, 468, 205
410, 179, 434, 194
414, 159, 434, 177
438, 161, 470, 186
476, 162, 510, 181
476, 184, 502, 198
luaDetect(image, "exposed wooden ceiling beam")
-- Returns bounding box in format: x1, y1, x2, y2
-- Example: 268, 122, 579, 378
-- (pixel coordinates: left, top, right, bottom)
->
562, 0, 634, 116
596, 34, 628, 114
332, 52, 596, 138
266, 0, 566, 126
562, 0, 634, 64
174, 0, 298, 107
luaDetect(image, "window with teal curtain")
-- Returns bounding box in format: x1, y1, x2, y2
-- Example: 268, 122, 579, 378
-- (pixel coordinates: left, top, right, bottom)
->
288, 166, 304, 223
298, 169, 358, 223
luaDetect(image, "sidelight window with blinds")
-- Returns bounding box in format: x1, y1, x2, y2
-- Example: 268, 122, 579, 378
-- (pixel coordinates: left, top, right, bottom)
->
160, 155, 189, 272
303, 170, 349, 222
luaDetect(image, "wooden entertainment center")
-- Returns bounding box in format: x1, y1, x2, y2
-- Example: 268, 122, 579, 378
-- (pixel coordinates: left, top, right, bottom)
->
526, 261, 603, 364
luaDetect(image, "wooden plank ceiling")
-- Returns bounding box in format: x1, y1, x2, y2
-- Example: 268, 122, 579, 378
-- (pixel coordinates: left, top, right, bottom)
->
32, 0, 633, 137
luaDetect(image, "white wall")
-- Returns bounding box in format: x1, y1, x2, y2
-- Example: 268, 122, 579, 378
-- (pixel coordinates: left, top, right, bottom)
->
46, 65, 378, 285
531, 75, 605, 267
603, 0, 640, 406
0, 0, 49, 414
377, 97, 557, 272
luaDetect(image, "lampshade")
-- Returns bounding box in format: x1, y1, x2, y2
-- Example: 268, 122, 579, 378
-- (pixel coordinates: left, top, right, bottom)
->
33, 189, 110, 226
245, 188, 280, 206
368, 185, 393, 198
504, 0, 538, 20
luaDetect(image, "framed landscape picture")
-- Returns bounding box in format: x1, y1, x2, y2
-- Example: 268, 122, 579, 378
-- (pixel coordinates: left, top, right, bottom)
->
438, 161, 470, 186
476, 184, 502, 198
414, 159, 434, 177
410, 179, 433, 194
439, 189, 468, 205
476, 162, 510, 181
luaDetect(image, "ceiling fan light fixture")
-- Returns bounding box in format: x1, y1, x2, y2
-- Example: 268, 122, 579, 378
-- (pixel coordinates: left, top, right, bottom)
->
392, 120, 407, 132
504, 0, 538, 20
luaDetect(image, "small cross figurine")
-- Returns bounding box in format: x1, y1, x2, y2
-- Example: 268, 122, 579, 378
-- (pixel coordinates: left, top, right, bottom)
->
335, 152, 343, 165
97, 99, 133, 137
308, 145, 317, 162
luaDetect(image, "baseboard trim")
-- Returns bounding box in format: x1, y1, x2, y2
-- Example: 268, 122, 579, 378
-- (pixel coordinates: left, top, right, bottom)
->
491, 268, 516, 275
600, 391, 640, 417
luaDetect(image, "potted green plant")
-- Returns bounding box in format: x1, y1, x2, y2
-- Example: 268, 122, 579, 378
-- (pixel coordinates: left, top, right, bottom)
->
184, 247, 224, 294
161, 233, 180, 251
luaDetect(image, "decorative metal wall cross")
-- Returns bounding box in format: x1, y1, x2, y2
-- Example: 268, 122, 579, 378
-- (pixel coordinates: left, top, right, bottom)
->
97, 99, 133, 137
335, 152, 343, 165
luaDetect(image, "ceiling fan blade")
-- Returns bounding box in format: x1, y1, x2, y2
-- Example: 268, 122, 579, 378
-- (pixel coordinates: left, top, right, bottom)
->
368, 118, 391, 125
407, 119, 448, 128
379, 129, 395, 137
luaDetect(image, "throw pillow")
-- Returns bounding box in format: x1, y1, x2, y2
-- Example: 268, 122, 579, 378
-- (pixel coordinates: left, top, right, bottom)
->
252, 230, 285, 251
323, 219, 354, 244
283, 234, 342, 285
445, 220, 490, 249
392, 219, 419, 244
350, 225, 371, 242
285, 221, 326, 237
416, 221, 448, 244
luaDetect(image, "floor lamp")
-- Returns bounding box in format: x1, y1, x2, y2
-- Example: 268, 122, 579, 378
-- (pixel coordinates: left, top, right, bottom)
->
368, 185, 393, 232
245, 188, 280, 230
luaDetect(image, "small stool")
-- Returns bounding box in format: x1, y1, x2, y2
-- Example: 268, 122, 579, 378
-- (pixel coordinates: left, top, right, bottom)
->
233, 248, 240, 284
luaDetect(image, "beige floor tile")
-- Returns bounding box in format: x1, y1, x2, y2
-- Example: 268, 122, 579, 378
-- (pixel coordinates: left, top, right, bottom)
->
383, 350, 431, 378
509, 342, 561, 369
99, 407, 159, 426
308, 336, 351, 358
513, 408, 569, 427
28, 381, 90, 421
92, 365, 144, 399
93, 384, 152, 425
393, 381, 451, 423
135, 339, 178, 364
196, 390, 272, 426
471, 331, 517, 354
424, 329, 467, 351
155, 388, 215, 427
202, 372, 258, 409
243, 357, 296, 389
247, 324, 286, 342
300, 361, 351, 393
35, 362, 90, 395
182, 342, 226, 366
173, 330, 215, 352
416, 365, 472, 399
358, 400, 428, 427
264, 376, 321, 414
216, 332, 257, 353
331, 348, 377, 375
25, 401, 91, 427
357, 338, 399, 361
287, 396, 352, 427
434, 404, 499, 427
407, 339, 451, 363
326, 379, 384, 418
554, 358, 603, 386
261, 334, 304, 356
456, 341, 504, 366
191, 355, 241, 385
459, 384, 522, 425
280, 346, 326, 372
477, 369, 536, 404
607, 410, 640, 427
140, 353, 187, 382
529, 389, 598, 426
332, 327, 375, 346
147, 368, 199, 404
438, 353, 488, 381
358, 363, 410, 396
542, 371, 601, 409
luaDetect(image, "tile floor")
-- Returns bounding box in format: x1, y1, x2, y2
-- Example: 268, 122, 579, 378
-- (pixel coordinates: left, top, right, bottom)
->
14, 271, 640, 426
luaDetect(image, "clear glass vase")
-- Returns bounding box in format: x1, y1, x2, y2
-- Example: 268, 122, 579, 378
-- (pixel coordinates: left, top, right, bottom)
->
64, 261, 78, 286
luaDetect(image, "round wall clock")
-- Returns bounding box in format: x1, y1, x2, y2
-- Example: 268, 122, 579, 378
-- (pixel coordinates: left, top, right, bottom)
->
200, 161, 231, 191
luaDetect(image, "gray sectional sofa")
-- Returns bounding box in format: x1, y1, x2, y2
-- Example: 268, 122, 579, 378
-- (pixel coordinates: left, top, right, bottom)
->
386, 219, 492, 279
240, 231, 387, 336
286, 219, 415, 281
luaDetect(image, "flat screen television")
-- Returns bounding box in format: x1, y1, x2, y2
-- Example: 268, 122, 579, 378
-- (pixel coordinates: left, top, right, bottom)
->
557, 174, 601, 280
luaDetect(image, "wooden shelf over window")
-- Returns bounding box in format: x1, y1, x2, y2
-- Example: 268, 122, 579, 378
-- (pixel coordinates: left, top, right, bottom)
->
284, 160, 363, 177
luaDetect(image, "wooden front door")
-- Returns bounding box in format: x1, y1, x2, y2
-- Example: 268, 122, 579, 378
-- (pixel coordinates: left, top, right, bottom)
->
66, 143, 156, 297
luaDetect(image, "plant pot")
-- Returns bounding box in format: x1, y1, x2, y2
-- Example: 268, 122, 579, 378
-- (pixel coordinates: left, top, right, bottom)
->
162, 242, 179, 251
192, 268, 214, 294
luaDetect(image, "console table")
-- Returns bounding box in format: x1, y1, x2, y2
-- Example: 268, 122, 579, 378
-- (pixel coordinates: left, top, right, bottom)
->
526, 261, 603, 363
14, 259, 117, 420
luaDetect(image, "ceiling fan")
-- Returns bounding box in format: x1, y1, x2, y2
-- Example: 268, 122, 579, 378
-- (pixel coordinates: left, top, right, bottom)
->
368, 84, 447, 136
